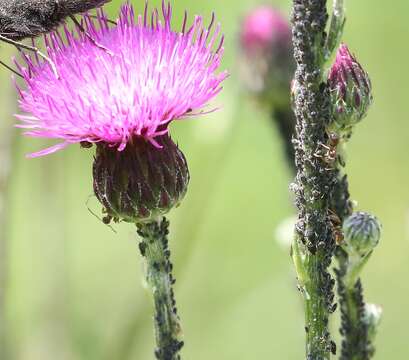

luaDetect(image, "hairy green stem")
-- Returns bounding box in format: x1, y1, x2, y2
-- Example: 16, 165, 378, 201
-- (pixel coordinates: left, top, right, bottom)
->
326, 0, 345, 59
335, 246, 371, 360
137, 218, 183, 360
103, 120, 241, 360
332, 172, 372, 359
291, 0, 338, 358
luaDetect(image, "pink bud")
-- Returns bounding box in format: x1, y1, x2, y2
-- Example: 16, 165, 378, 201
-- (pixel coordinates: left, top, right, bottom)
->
328, 44, 372, 133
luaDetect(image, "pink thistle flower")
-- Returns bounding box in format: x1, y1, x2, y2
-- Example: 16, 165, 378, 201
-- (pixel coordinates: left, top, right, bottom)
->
240, 6, 291, 54
14, 1, 227, 157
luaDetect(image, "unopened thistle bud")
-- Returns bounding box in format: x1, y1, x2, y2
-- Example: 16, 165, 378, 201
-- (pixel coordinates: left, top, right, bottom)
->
343, 212, 381, 258
93, 135, 189, 224
328, 44, 372, 136
239, 6, 294, 109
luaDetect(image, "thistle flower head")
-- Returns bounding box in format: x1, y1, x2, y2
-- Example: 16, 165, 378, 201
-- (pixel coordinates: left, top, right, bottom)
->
15, 1, 227, 157
328, 44, 372, 136
238, 6, 293, 109
343, 211, 381, 258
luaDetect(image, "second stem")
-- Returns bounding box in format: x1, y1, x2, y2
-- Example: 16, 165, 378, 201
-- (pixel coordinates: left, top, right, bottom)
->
137, 218, 184, 360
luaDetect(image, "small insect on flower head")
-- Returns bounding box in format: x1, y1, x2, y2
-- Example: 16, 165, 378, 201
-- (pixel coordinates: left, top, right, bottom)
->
14, 1, 227, 223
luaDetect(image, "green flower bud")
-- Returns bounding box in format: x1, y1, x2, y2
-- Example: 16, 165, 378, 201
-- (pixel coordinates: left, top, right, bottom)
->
328, 44, 372, 137
93, 135, 189, 224
343, 212, 381, 258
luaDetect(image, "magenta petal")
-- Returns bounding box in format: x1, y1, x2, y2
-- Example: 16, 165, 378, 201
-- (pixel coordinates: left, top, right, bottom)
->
26, 142, 70, 158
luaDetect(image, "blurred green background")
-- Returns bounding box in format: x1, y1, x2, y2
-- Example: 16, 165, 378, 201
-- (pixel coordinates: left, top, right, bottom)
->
0, 0, 408, 359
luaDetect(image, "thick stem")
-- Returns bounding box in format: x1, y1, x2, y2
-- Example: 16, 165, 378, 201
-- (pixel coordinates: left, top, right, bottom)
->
291, 1, 337, 358
304, 256, 334, 359
137, 218, 183, 360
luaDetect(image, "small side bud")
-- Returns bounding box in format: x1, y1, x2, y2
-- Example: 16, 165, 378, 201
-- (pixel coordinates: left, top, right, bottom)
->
239, 6, 294, 109
328, 44, 372, 136
341, 212, 381, 287
363, 303, 382, 356
343, 211, 381, 258
93, 135, 190, 224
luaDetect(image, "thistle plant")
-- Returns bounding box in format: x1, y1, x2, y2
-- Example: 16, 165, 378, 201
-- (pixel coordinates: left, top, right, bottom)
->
239, 6, 296, 166
327, 43, 382, 359
335, 213, 382, 360
290, 0, 381, 359
12, 2, 226, 359
290, 2, 338, 357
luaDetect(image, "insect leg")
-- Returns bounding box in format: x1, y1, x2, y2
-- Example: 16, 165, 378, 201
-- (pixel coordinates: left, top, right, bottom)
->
69, 15, 113, 55
0, 35, 59, 78
87, 14, 117, 25
85, 195, 117, 233
0, 59, 23, 78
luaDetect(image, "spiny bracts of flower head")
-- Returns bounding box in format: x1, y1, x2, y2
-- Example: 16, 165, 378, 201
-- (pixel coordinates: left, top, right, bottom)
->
342, 211, 381, 258
93, 135, 189, 224
328, 44, 372, 137
238, 6, 294, 109
14, 1, 227, 157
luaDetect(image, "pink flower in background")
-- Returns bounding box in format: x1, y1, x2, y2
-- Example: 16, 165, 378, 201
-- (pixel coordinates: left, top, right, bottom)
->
240, 6, 291, 54
15, 1, 227, 157
238, 5, 295, 162
238, 5, 294, 110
